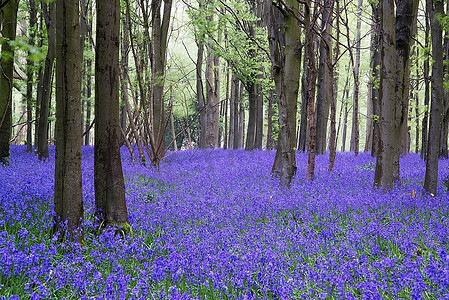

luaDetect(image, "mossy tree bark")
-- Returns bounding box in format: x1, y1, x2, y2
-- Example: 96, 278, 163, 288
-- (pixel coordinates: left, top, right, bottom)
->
0, 0, 18, 165
268, 0, 301, 186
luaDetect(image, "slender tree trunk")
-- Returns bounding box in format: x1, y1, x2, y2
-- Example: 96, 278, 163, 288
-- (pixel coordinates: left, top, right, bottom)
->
342, 99, 349, 151
415, 62, 419, 153
26, 0, 37, 152
205, 46, 219, 148
196, 40, 206, 148
150, 0, 172, 166
238, 84, 245, 148
245, 82, 257, 150
37, 2, 56, 161
224, 66, 229, 149
305, 0, 317, 180
233, 76, 241, 149
370, 1, 381, 157
266, 81, 274, 150
298, 48, 308, 153
349, 0, 362, 155
0, 0, 18, 164
255, 75, 264, 150
54, 0, 83, 242
421, 9, 430, 160
329, 0, 339, 171
440, 0, 449, 158
316, 0, 332, 155
424, 0, 444, 195
229, 74, 236, 148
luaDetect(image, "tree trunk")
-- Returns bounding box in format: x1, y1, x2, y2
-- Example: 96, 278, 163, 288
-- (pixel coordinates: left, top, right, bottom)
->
205, 47, 219, 148
440, 0, 449, 158
374, 0, 397, 189
415, 62, 419, 153
26, 0, 37, 152
238, 84, 245, 148
0, 0, 18, 164
255, 76, 264, 150
268, 0, 301, 186
329, 0, 339, 171
229, 74, 236, 148
54, 0, 83, 242
224, 66, 229, 149
349, 0, 362, 155
233, 76, 241, 149
305, 0, 317, 180
245, 81, 257, 150
95, 0, 129, 228
266, 80, 274, 150
37, 1, 56, 161
395, 0, 419, 170
149, 0, 172, 166
424, 0, 444, 195
421, 9, 430, 160
196, 40, 206, 148
315, 0, 332, 155
370, 1, 381, 157
298, 47, 309, 153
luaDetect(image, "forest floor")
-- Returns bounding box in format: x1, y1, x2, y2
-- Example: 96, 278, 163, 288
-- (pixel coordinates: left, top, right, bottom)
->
1, 146, 448, 299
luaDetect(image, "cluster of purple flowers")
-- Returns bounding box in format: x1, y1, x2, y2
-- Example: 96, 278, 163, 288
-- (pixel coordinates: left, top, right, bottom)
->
0, 145, 448, 299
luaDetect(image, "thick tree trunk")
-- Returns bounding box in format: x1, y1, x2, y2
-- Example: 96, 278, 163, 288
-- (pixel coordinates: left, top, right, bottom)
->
54, 0, 83, 242
0, 0, 18, 164
395, 0, 419, 168
37, 2, 56, 161
95, 0, 129, 227
374, 0, 397, 189
424, 0, 444, 195
268, 0, 301, 186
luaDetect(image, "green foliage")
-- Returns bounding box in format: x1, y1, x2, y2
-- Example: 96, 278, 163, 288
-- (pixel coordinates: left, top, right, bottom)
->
7, 37, 46, 62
